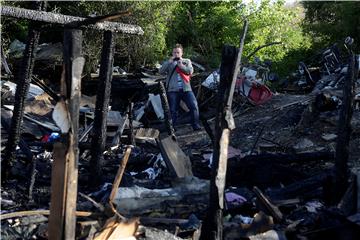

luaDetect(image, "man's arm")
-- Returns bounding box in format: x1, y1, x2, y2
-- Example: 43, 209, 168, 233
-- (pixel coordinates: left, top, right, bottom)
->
177, 59, 193, 75
159, 59, 172, 75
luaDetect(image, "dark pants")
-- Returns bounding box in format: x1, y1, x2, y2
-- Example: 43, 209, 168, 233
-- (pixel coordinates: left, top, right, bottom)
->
167, 90, 201, 130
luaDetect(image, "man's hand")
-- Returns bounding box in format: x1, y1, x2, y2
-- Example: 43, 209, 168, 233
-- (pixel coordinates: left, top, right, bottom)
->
177, 59, 185, 68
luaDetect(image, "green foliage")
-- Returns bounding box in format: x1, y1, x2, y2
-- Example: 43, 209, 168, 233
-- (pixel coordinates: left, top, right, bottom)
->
167, 0, 311, 76
1, 1, 176, 73
1, 1, 31, 45
302, 1, 360, 52
119, 1, 177, 69
167, 1, 243, 67
2, 0, 315, 78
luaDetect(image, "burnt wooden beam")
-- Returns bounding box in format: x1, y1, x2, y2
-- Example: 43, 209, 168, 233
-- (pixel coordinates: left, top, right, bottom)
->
253, 186, 283, 222
1, 5, 144, 34
201, 20, 248, 240
334, 53, 356, 203
90, 31, 115, 187
2, 1, 44, 180
31, 76, 59, 102
48, 28, 84, 240
159, 81, 176, 138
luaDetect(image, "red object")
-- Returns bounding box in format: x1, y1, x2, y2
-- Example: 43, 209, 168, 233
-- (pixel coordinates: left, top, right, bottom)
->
248, 84, 273, 105
175, 67, 191, 83
41, 134, 50, 142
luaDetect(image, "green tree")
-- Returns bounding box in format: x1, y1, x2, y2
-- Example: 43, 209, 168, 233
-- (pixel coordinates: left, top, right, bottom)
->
2, 1, 176, 73
167, 0, 311, 76
244, 0, 312, 75
302, 1, 360, 52
167, 1, 243, 67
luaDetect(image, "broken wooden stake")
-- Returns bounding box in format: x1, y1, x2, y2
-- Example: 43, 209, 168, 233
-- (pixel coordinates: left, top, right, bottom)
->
201, 20, 248, 240
48, 28, 84, 240
90, 30, 116, 187
109, 146, 132, 220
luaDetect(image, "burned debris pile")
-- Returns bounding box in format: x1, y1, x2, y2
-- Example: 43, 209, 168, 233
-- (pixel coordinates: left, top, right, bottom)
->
1, 6, 360, 240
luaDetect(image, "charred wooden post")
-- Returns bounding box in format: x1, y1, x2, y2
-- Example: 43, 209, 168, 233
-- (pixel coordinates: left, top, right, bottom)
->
201, 21, 248, 240
159, 81, 176, 138
334, 53, 356, 203
2, 1, 44, 180
90, 31, 115, 187
48, 28, 84, 240
128, 101, 135, 145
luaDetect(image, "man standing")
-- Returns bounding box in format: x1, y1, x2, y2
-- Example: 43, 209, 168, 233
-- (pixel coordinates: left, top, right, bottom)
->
159, 44, 201, 130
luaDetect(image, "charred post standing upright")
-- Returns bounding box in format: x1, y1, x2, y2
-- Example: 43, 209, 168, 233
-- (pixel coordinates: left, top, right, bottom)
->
48, 28, 84, 240
201, 21, 248, 240
2, 1, 45, 180
89, 31, 116, 187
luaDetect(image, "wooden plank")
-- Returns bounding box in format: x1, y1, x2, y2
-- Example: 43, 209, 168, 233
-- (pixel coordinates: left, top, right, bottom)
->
48, 142, 68, 240
0, 210, 94, 221
253, 186, 283, 222
94, 217, 138, 240
134, 128, 159, 144
158, 136, 193, 178
63, 29, 84, 240
109, 146, 132, 219
1, 5, 144, 34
